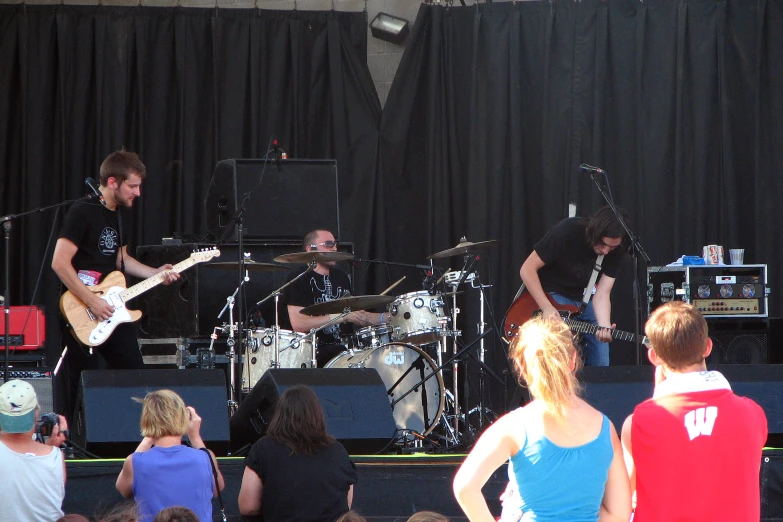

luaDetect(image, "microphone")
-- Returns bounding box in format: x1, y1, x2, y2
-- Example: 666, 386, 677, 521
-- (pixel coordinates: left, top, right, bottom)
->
580, 163, 605, 175
85, 177, 105, 206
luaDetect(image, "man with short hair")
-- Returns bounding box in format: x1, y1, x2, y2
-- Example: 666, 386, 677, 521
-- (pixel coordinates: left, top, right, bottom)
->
52, 150, 179, 420
0, 379, 69, 522
519, 206, 630, 366
622, 301, 767, 521
283, 229, 380, 366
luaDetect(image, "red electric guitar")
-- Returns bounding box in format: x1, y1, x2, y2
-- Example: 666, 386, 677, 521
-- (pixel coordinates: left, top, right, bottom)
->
502, 291, 648, 344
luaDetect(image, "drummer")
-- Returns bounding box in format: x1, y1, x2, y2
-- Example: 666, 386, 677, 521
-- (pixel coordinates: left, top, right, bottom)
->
283, 229, 382, 367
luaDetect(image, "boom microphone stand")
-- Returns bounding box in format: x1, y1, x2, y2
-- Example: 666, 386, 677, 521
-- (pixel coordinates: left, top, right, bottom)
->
2, 193, 102, 383
582, 163, 651, 365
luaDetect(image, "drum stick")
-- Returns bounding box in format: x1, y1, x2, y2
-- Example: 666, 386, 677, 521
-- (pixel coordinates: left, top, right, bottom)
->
380, 276, 406, 295
435, 268, 451, 286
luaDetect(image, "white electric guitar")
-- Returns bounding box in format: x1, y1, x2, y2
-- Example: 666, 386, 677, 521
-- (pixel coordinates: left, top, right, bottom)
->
60, 248, 220, 346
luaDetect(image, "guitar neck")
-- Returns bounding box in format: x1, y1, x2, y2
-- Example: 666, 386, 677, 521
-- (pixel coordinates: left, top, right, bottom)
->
563, 317, 638, 343
120, 257, 195, 302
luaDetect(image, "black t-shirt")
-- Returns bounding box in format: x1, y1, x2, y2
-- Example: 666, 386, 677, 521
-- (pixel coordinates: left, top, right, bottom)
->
534, 217, 623, 300
59, 200, 132, 286
245, 437, 357, 522
282, 268, 353, 345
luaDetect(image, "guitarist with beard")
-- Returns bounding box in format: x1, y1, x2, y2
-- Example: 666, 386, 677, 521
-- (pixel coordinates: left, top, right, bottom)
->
518, 206, 630, 366
51, 150, 179, 421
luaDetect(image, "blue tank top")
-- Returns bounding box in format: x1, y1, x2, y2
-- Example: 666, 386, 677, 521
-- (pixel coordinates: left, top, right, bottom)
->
132, 445, 214, 522
508, 410, 613, 522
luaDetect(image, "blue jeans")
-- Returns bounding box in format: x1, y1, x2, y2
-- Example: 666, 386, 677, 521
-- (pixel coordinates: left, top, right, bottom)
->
549, 292, 610, 366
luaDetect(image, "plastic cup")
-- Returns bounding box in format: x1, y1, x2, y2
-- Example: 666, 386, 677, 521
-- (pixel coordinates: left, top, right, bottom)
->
729, 249, 745, 265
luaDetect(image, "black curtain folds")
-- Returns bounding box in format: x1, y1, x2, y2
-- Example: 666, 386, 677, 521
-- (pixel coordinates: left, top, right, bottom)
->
379, 0, 783, 410
0, 5, 380, 365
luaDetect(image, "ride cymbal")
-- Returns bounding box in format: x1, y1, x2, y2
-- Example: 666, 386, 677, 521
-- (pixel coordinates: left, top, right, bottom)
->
205, 260, 289, 272
299, 295, 396, 316
273, 251, 355, 264
427, 239, 499, 260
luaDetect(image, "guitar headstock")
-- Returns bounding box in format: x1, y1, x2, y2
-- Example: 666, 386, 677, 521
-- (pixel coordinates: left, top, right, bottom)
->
190, 247, 221, 263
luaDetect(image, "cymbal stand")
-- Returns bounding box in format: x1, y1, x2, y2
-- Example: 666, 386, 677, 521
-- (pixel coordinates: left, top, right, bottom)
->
307, 311, 348, 367
218, 287, 241, 413
446, 275, 463, 440
256, 263, 315, 370
467, 273, 496, 432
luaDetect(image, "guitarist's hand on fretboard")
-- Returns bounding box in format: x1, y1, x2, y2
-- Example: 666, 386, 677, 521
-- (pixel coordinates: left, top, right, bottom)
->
157, 264, 181, 285
595, 323, 617, 343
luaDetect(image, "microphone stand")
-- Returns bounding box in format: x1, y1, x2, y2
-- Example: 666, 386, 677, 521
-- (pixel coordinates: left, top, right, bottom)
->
586, 169, 651, 365
214, 150, 274, 404
1, 193, 101, 383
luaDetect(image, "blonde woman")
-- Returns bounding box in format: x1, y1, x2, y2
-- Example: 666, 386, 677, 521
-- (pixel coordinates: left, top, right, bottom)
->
116, 390, 224, 522
453, 317, 631, 522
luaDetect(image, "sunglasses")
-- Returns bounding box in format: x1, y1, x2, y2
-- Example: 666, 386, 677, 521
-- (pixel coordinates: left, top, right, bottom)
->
309, 240, 338, 249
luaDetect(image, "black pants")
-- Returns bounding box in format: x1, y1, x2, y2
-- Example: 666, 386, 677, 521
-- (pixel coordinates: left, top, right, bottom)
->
60, 322, 144, 422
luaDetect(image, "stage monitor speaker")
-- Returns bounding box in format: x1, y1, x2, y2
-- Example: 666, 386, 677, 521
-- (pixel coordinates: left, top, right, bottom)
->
230, 368, 397, 454
714, 364, 783, 445
579, 366, 656, 431
707, 319, 770, 365
73, 369, 230, 458
135, 241, 354, 339
204, 159, 340, 240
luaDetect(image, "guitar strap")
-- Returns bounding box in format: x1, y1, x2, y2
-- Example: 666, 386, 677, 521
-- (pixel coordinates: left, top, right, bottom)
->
580, 254, 604, 314
117, 208, 126, 273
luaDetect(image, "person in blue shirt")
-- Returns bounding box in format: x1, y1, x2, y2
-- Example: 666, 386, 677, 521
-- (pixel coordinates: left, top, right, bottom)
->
453, 317, 631, 522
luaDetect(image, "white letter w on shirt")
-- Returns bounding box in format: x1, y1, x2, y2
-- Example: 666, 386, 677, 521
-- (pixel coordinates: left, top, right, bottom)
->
684, 407, 718, 440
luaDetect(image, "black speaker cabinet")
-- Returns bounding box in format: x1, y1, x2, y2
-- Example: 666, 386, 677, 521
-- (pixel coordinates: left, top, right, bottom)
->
204, 159, 340, 240
73, 369, 230, 457
230, 368, 397, 454
9, 369, 54, 413
579, 366, 656, 431
135, 240, 354, 338
706, 319, 772, 365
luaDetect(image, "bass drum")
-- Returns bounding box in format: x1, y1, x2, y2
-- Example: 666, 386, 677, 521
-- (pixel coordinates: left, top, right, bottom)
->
244, 329, 312, 390
325, 342, 444, 435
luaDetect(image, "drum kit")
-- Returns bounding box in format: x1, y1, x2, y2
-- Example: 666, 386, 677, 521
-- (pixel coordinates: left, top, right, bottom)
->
205, 238, 500, 449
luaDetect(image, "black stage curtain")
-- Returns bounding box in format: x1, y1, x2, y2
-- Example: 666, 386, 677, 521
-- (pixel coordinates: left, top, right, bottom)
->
0, 5, 380, 367
378, 0, 783, 404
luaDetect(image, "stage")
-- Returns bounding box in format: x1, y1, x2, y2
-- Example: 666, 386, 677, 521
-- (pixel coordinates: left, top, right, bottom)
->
61, 450, 783, 521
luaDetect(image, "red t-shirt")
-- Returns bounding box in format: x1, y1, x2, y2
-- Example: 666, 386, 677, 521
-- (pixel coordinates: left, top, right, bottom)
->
632, 371, 767, 522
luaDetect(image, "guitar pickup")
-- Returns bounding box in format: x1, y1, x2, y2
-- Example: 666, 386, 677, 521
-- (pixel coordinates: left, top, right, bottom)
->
86, 308, 96, 322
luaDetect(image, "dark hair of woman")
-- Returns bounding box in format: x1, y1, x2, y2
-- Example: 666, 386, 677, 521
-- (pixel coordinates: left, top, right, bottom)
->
266, 385, 335, 456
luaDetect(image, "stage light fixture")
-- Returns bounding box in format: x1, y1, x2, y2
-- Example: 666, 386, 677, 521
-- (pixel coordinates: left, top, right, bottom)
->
370, 12, 410, 45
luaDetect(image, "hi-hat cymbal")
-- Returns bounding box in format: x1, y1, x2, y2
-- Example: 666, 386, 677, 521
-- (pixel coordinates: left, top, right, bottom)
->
274, 251, 355, 264
299, 295, 396, 316
205, 260, 289, 272
427, 240, 499, 260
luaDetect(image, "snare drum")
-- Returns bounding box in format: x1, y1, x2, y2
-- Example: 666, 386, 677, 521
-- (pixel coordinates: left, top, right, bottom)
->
388, 291, 447, 344
325, 342, 444, 435
244, 329, 312, 389
354, 323, 394, 349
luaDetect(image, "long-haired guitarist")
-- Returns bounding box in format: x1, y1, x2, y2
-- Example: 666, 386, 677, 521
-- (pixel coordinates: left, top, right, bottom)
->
518, 206, 630, 366
51, 150, 180, 421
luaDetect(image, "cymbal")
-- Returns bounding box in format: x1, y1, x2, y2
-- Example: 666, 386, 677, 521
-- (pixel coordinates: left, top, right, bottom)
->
427, 240, 499, 260
299, 295, 396, 316
274, 251, 354, 264
205, 260, 289, 272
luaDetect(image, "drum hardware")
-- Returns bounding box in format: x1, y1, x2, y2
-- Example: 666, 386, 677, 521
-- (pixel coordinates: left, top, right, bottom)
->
426, 239, 500, 260
205, 260, 289, 272
326, 342, 445, 437
298, 295, 397, 316
273, 251, 355, 264
387, 291, 448, 344
243, 328, 314, 390
216, 271, 250, 414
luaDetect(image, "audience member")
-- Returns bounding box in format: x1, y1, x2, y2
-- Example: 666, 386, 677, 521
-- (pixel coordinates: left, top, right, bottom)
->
238, 385, 358, 521
622, 302, 767, 521
115, 390, 225, 522
0, 379, 68, 522
153, 506, 200, 522
95, 501, 139, 522
336, 510, 368, 522
56, 514, 90, 522
407, 511, 449, 522
453, 317, 631, 521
